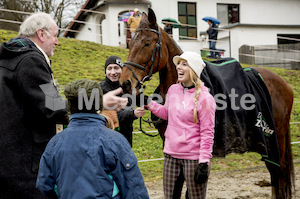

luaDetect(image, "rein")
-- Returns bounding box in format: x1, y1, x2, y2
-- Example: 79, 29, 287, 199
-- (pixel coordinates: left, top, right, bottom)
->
123, 27, 162, 137
139, 117, 160, 137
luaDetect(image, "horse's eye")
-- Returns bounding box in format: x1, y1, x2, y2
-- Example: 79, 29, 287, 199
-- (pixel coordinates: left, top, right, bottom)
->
145, 43, 150, 47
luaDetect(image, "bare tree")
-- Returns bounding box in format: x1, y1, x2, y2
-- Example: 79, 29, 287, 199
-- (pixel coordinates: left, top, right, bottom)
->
0, 0, 85, 35
0, 0, 35, 31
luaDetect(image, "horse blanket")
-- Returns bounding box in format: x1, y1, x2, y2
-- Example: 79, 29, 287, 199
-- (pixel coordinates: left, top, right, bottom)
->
201, 58, 280, 166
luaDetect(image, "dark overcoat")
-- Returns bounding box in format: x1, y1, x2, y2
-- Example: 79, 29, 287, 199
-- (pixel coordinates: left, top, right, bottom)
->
0, 37, 67, 199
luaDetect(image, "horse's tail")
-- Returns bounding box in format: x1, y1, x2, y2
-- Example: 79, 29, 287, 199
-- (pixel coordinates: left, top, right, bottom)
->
256, 67, 294, 198
268, 125, 295, 198
281, 125, 295, 198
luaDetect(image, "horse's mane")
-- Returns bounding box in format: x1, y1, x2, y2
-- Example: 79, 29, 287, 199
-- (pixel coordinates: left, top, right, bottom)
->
170, 36, 183, 54
138, 18, 158, 30
138, 19, 150, 29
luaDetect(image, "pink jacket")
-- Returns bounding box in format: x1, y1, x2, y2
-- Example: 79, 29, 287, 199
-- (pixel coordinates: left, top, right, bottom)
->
147, 83, 216, 164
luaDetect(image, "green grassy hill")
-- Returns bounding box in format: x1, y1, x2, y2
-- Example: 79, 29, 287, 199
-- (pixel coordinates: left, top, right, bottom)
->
0, 29, 128, 84
1, 29, 299, 181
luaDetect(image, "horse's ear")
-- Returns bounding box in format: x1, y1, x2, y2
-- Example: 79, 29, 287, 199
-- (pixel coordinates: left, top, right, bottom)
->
142, 12, 148, 20
148, 8, 157, 28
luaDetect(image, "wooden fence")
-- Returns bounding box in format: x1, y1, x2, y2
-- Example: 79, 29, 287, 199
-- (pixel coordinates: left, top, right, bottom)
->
239, 43, 300, 70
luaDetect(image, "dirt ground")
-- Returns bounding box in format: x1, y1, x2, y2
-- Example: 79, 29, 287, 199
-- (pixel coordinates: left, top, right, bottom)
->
145, 166, 300, 199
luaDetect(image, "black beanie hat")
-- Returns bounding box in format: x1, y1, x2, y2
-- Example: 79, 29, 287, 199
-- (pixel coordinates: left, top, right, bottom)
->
105, 55, 123, 72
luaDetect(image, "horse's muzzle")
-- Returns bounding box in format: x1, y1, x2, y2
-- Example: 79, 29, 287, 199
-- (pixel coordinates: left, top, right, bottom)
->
121, 80, 132, 94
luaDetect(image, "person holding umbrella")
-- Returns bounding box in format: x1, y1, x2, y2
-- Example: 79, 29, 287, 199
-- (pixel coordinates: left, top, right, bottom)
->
206, 19, 220, 58
128, 8, 141, 38
164, 21, 173, 36
162, 18, 181, 37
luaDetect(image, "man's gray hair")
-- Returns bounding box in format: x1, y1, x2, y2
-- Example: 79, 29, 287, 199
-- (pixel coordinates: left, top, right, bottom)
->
19, 12, 56, 37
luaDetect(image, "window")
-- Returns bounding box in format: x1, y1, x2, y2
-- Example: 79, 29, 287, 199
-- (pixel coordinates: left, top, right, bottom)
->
217, 4, 239, 25
178, 2, 197, 40
277, 34, 300, 45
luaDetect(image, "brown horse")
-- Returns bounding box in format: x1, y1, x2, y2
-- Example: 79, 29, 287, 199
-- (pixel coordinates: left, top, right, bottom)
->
119, 8, 294, 199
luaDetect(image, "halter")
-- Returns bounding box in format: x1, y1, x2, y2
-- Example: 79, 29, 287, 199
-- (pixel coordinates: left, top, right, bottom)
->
123, 27, 162, 92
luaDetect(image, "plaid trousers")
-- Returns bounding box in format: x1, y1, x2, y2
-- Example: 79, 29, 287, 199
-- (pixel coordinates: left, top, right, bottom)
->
163, 154, 210, 199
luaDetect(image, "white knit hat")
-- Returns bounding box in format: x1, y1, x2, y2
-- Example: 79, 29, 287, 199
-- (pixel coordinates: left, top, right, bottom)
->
173, 51, 206, 78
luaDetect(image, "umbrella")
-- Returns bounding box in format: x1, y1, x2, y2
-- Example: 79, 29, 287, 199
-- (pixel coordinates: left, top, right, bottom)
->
162, 17, 181, 28
202, 16, 220, 25
118, 11, 133, 22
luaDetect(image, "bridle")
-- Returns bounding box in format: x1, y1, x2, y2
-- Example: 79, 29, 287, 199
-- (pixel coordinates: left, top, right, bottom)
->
123, 27, 162, 137
123, 27, 162, 92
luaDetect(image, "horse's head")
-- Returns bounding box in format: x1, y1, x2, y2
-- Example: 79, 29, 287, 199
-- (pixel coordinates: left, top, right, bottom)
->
120, 8, 169, 94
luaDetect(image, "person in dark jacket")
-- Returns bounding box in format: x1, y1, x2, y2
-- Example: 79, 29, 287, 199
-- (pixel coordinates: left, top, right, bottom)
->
100, 55, 145, 146
36, 79, 149, 199
207, 20, 220, 58
164, 22, 173, 36
0, 12, 68, 199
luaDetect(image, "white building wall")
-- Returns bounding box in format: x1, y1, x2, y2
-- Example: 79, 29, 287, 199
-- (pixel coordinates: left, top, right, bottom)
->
73, 3, 148, 46
149, 0, 176, 28
150, 0, 230, 55
240, 0, 300, 24
118, 21, 126, 47
70, 0, 300, 61
150, 0, 300, 59
105, 4, 148, 47
150, 0, 202, 53
75, 15, 101, 43
229, 26, 300, 60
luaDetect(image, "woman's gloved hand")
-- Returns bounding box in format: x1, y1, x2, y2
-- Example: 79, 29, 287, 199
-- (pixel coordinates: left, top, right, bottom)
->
194, 163, 209, 184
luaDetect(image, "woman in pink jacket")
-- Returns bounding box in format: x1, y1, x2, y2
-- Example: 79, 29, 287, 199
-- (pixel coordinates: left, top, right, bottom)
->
145, 51, 216, 199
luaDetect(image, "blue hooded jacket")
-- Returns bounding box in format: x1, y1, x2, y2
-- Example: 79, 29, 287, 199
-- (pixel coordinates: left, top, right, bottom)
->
36, 113, 149, 199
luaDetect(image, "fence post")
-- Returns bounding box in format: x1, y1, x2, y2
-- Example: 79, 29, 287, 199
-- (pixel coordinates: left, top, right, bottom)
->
239, 45, 255, 65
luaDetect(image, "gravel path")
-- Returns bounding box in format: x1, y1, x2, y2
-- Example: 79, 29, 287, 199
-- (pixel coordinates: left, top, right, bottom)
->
145, 165, 300, 199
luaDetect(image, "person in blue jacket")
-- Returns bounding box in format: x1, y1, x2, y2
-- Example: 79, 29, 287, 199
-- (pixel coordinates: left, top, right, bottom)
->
36, 79, 149, 199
